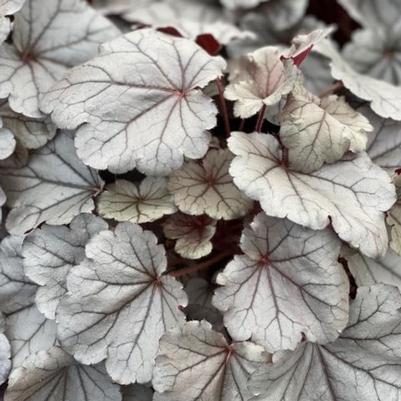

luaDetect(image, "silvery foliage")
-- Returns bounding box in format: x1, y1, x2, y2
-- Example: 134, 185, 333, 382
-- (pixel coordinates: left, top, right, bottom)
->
0, 0, 400, 399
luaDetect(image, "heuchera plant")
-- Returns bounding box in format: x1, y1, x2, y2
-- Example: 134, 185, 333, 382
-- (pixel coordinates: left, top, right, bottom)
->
0, 0, 401, 400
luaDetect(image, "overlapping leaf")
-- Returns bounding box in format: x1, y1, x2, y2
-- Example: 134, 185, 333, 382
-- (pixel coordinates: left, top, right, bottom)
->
0, 314, 11, 385
228, 132, 396, 258
168, 148, 252, 220
0, 131, 104, 235
22, 214, 108, 319
153, 320, 268, 401
280, 82, 371, 172
0, 0, 25, 44
317, 39, 401, 120
5, 346, 122, 401
348, 249, 401, 290
225, 46, 298, 118
5, 303, 57, 369
41, 29, 226, 175
214, 213, 349, 352
250, 285, 401, 401
0, 236, 37, 314
56, 222, 187, 384
343, 27, 401, 86
0, 101, 56, 150
0, 117, 15, 160
359, 105, 401, 171
98, 178, 176, 224
125, 0, 248, 44
163, 213, 216, 259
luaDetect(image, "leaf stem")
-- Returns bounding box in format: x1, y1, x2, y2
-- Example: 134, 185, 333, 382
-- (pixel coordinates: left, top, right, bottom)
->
318, 81, 343, 98
255, 104, 266, 132
215, 78, 231, 138
169, 249, 233, 278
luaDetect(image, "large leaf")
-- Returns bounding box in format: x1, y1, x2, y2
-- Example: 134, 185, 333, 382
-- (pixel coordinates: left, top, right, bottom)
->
4, 346, 122, 401
41, 29, 226, 175
125, 0, 248, 44
0, 0, 119, 118
348, 249, 401, 290
0, 236, 37, 314
213, 213, 349, 352
97, 178, 176, 224
5, 303, 57, 369
228, 132, 396, 258
0, 101, 56, 150
388, 175, 401, 255
280, 82, 371, 172
343, 28, 401, 86
225, 46, 297, 118
0, 131, 104, 235
249, 284, 401, 401
153, 320, 268, 401
56, 222, 187, 384
22, 214, 108, 319
163, 213, 216, 259
168, 148, 252, 220
317, 39, 401, 120
359, 105, 401, 172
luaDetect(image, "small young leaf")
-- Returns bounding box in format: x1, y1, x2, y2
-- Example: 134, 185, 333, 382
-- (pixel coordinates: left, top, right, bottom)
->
97, 178, 176, 224
41, 29, 226, 175
153, 320, 269, 401
56, 222, 187, 384
228, 132, 396, 258
214, 213, 349, 352
250, 284, 401, 401
225, 46, 298, 118
164, 213, 216, 259
168, 148, 252, 220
